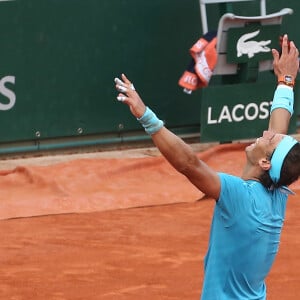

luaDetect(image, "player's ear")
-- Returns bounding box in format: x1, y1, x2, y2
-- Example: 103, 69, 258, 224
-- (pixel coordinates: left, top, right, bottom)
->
258, 158, 271, 171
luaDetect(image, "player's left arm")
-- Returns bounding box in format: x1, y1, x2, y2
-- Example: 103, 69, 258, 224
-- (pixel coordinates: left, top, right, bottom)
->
268, 34, 299, 134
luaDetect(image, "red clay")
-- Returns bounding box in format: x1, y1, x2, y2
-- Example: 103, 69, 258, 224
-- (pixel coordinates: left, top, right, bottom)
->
0, 144, 299, 299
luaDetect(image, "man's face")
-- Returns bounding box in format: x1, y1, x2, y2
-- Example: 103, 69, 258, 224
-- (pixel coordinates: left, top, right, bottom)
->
246, 130, 285, 163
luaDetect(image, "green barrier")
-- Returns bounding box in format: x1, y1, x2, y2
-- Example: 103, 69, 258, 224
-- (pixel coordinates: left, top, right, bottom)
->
0, 0, 299, 153
0, 0, 202, 146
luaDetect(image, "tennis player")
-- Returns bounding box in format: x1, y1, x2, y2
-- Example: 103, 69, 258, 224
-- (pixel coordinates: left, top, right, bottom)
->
114, 34, 300, 299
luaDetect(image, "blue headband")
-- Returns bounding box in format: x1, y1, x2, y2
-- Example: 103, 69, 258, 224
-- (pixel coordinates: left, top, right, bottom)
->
269, 136, 298, 183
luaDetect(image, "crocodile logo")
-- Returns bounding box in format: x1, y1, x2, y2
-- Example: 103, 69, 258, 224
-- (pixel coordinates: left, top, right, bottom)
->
236, 30, 271, 58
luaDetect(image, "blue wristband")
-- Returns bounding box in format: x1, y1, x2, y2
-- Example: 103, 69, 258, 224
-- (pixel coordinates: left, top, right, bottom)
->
137, 107, 164, 135
270, 85, 294, 115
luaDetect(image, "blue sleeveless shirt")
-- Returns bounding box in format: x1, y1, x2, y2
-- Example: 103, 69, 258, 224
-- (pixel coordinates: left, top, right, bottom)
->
201, 173, 289, 300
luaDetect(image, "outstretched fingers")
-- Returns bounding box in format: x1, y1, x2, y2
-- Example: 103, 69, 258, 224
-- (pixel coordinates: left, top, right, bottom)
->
281, 34, 289, 56
281, 34, 299, 60
121, 73, 131, 85
114, 74, 139, 107
272, 48, 279, 64
113, 73, 147, 118
116, 93, 127, 102
115, 74, 135, 94
122, 74, 136, 91
289, 41, 299, 61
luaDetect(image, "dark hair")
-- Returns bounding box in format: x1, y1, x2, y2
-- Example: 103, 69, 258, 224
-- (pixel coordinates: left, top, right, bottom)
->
259, 143, 300, 189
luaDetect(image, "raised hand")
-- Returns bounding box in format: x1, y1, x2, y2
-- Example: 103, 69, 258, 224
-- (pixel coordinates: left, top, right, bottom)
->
272, 34, 299, 80
114, 73, 146, 119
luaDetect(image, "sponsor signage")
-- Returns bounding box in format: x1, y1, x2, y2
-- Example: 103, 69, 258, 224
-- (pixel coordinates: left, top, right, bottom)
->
226, 24, 280, 63
0, 76, 16, 111
200, 82, 297, 142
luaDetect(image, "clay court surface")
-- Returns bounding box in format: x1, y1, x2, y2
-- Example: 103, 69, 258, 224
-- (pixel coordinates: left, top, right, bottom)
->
1, 142, 300, 299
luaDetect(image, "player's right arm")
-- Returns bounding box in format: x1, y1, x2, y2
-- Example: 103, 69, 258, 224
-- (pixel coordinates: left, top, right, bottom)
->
114, 74, 221, 200
151, 126, 221, 199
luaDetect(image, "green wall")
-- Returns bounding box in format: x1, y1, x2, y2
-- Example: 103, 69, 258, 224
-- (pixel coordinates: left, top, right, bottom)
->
0, 0, 298, 152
